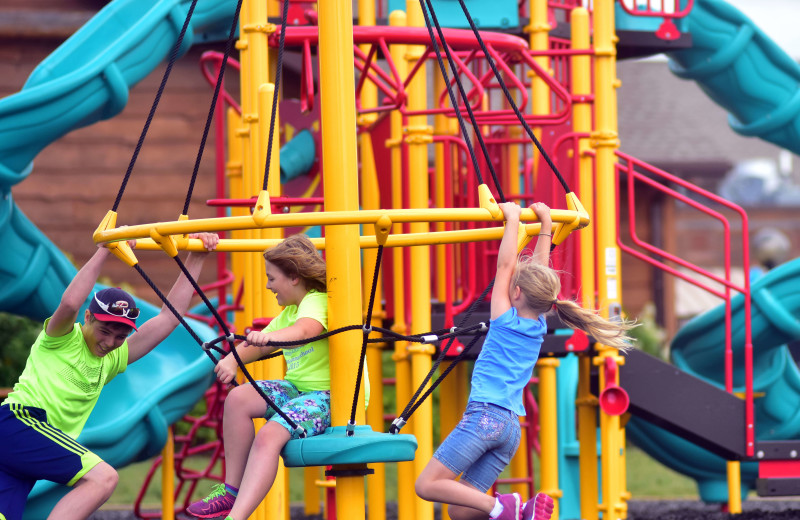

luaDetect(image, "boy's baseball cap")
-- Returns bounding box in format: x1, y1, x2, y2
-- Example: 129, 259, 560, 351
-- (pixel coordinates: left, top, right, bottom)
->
89, 288, 140, 330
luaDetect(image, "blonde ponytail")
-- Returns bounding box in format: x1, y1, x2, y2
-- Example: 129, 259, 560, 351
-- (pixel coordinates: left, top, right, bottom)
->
553, 299, 636, 351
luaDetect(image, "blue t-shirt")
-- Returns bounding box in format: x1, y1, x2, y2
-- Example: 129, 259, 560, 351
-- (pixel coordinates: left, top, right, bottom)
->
468, 307, 546, 416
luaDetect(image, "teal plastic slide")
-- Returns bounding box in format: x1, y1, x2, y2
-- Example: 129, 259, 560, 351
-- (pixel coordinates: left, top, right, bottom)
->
0, 1, 239, 516
627, 257, 800, 501
668, 0, 800, 156
622, 0, 800, 503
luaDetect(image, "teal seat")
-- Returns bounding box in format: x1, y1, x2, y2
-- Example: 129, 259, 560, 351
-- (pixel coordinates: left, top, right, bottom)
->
281, 425, 418, 467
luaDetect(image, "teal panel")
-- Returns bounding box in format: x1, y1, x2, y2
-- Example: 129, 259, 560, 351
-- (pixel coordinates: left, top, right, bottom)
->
387, 0, 518, 30
281, 425, 418, 467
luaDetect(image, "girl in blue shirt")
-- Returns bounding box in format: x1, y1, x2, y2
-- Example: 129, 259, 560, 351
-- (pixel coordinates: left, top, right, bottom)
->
416, 202, 634, 520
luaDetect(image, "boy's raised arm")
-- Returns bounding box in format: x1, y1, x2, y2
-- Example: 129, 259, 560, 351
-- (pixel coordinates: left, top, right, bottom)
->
47, 247, 113, 338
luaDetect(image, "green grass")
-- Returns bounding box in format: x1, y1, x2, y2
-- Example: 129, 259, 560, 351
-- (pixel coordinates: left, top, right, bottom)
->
104, 444, 698, 509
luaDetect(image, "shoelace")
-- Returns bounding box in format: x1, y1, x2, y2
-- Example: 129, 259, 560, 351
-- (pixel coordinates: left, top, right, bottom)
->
204, 483, 228, 502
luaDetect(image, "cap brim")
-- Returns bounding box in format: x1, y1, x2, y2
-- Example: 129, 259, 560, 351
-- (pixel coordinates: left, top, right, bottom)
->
93, 313, 138, 331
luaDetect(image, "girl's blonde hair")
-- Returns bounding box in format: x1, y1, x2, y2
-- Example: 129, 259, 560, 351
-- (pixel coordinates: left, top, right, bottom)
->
263, 234, 327, 293
512, 256, 635, 350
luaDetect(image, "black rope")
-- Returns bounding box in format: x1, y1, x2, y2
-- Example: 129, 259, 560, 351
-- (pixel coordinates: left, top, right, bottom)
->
183, 0, 245, 215
400, 331, 484, 422
223, 322, 484, 348
133, 264, 215, 364
419, 0, 506, 203
171, 255, 305, 435
455, 0, 571, 194
113, 0, 199, 212
391, 279, 494, 433
262, 0, 290, 191
347, 245, 385, 434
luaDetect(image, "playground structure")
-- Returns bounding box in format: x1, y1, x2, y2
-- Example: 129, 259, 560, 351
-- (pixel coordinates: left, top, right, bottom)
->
4, 1, 800, 520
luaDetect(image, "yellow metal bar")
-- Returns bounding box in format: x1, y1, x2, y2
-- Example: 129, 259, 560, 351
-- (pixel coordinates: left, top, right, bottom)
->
227, 107, 248, 336
161, 427, 175, 520
94, 205, 586, 245
570, 8, 600, 520
129, 226, 538, 253
304, 467, 321, 516
358, 68, 387, 520
592, 1, 625, 518
526, 0, 551, 182
433, 72, 448, 302
727, 462, 742, 514
406, 4, 433, 520
388, 11, 415, 520
317, 1, 367, 518
538, 358, 563, 520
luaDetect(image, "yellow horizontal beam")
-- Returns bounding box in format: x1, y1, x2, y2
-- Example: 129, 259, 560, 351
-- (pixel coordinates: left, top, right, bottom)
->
94, 207, 587, 245
131, 223, 553, 253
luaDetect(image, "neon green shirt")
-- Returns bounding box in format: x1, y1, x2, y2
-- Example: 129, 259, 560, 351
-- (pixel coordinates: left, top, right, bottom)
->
3, 318, 129, 438
266, 290, 369, 405
267, 290, 330, 392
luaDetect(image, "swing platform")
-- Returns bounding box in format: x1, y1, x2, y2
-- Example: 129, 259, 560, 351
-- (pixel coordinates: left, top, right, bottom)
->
281, 425, 418, 467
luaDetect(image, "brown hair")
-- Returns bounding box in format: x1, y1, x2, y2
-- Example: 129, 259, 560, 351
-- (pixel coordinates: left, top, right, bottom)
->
263, 234, 327, 293
511, 256, 635, 350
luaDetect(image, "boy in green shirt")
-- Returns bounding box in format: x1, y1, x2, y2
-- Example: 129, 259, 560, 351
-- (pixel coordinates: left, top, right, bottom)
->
0, 233, 218, 520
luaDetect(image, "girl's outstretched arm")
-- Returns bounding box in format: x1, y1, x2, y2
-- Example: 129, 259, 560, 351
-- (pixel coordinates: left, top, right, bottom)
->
491, 202, 522, 320
530, 202, 552, 267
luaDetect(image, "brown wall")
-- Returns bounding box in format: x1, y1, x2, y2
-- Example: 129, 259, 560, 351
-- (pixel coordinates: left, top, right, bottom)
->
3, 10, 229, 303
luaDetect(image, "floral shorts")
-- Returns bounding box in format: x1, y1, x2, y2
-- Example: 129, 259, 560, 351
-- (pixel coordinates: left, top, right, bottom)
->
433, 401, 521, 492
254, 379, 331, 439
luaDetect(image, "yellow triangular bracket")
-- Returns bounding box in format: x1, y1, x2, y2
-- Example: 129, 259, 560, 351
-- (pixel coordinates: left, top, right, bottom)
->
93, 210, 139, 267
478, 184, 502, 220
150, 228, 179, 258
552, 192, 590, 246
253, 190, 272, 227
516, 222, 536, 253
374, 215, 393, 246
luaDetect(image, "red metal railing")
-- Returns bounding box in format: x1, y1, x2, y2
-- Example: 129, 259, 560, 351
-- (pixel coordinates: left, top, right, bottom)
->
616, 0, 694, 40
614, 150, 754, 456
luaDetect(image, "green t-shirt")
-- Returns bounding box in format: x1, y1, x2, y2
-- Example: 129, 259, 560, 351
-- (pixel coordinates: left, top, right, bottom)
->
3, 318, 129, 438
267, 290, 330, 392
266, 290, 370, 405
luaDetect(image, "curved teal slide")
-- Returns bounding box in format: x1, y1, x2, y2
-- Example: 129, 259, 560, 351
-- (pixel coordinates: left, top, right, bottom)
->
667, 0, 800, 155
0, 1, 239, 517
621, 0, 800, 504
627, 258, 800, 502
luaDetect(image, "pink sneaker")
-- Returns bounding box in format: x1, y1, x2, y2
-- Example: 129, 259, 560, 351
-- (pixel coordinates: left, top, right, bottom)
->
186, 483, 236, 518
492, 492, 522, 520
521, 492, 554, 520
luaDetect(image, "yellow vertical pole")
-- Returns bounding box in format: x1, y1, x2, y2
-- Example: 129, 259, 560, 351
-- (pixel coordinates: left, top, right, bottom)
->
405, 4, 434, 520
357, 4, 387, 520
304, 467, 321, 516
258, 82, 288, 520
240, 0, 286, 518
388, 12, 415, 520
433, 73, 448, 301
438, 360, 464, 520
525, 0, 551, 183
318, 2, 367, 519
570, 8, 600, 520
592, 1, 625, 519
237, 0, 256, 334
538, 359, 562, 519
359, 101, 387, 520
728, 461, 742, 514
227, 107, 247, 334
161, 427, 175, 520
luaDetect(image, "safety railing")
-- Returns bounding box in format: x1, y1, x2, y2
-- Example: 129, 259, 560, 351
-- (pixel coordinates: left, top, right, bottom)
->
616, 0, 694, 40
614, 150, 754, 456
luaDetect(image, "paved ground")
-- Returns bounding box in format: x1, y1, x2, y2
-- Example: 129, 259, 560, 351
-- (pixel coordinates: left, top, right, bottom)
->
89, 499, 800, 520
